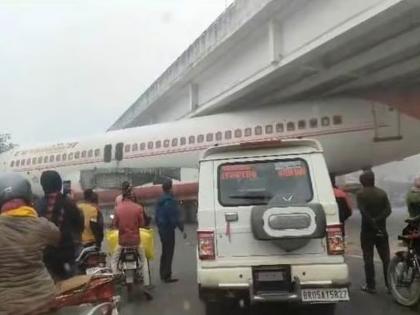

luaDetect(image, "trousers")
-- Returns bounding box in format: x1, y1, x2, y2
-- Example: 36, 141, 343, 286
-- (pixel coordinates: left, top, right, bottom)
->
361, 232, 390, 289
159, 229, 175, 281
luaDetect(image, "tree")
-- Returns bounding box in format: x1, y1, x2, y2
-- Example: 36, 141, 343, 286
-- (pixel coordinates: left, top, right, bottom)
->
0, 133, 15, 154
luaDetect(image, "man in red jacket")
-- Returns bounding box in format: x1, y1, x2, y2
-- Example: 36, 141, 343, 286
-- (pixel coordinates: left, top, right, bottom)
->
111, 185, 150, 286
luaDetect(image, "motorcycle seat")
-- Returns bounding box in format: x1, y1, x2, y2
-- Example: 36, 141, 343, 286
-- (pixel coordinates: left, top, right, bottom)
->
405, 215, 420, 224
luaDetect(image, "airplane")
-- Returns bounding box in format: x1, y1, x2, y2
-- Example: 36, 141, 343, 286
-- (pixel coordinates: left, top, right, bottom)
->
0, 97, 419, 205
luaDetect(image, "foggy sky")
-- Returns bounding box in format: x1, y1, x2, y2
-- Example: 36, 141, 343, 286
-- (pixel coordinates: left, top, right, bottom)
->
0, 0, 232, 146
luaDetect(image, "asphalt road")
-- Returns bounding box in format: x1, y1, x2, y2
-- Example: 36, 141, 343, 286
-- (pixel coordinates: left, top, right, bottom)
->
118, 208, 418, 315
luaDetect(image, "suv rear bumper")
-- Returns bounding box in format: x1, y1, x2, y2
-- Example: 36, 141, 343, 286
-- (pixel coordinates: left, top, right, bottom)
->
198, 263, 349, 303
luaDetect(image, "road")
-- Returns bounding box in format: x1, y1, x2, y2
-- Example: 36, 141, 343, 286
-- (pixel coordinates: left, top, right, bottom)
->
118, 208, 418, 315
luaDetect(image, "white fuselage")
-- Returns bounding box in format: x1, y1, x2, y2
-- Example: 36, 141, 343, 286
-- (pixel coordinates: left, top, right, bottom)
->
1, 98, 419, 196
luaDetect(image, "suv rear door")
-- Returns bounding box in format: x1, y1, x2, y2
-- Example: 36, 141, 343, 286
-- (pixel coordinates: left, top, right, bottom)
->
214, 155, 327, 258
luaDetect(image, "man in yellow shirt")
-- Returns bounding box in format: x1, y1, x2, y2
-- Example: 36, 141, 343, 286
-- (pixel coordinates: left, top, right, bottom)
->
78, 189, 104, 248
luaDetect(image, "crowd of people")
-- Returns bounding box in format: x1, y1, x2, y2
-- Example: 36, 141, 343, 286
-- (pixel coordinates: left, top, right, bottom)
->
0, 170, 185, 314
1, 168, 420, 314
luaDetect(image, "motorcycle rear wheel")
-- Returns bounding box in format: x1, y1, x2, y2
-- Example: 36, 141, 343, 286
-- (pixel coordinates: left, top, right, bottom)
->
388, 254, 420, 306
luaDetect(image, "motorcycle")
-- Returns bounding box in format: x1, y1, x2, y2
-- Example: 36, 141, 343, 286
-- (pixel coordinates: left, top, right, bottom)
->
76, 245, 108, 275
388, 215, 420, 307
53, 274, 119, 314
118, 246, 153, 301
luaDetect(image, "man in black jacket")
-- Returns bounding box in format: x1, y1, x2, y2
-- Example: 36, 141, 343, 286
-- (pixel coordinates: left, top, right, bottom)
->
34, 170, 84, 280
357, 170, 391, 294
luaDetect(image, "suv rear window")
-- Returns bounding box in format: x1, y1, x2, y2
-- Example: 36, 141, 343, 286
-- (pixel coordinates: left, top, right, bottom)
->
218, 159, 312, 206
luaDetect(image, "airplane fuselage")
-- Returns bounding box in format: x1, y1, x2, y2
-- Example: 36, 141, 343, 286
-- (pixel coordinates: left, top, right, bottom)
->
1, 98, 419, 196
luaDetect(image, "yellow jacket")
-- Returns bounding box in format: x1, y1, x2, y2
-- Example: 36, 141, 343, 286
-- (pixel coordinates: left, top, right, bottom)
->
78, 202, 100, 245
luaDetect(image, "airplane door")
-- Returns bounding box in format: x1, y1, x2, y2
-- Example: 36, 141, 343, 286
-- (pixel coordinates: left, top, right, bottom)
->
103, 143, 124, 163
115, 142, 124, 162
372, 104, 402, 142
104, 144, 112, 163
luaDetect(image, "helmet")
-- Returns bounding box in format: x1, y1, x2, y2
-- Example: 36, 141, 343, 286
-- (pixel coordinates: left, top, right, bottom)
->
0, 173, 32, 208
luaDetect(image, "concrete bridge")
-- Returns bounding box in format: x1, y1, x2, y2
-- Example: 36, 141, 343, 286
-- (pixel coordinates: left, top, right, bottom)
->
110, 0, 420, 130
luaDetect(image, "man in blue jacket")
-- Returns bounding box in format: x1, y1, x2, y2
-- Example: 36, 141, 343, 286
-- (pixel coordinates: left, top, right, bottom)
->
155, 179, 186, 283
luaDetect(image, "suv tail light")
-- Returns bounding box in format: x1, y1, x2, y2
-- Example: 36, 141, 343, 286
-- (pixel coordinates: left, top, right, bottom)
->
198, 230, 215, 260
326, 224, 345, 255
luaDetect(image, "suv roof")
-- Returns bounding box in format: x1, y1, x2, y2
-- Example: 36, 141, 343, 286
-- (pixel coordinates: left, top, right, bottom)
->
201, 139, 323, 161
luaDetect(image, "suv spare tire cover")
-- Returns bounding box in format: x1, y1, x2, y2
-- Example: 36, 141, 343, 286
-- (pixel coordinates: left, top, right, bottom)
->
251, 198, 326, 251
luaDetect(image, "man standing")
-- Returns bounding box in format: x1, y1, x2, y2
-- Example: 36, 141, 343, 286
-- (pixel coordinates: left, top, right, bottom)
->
357, 170, 391, 294
35, 170, 84, 280
155, 179, 186, 283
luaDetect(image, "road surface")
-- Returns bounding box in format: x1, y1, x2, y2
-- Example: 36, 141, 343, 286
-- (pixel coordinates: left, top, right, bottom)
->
118, 208, 418, 315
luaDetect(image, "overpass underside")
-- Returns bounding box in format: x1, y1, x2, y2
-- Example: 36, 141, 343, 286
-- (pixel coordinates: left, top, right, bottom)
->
110, 0, 420, 130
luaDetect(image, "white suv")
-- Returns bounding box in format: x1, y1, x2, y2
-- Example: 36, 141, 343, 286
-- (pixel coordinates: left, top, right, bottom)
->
196, 139, 349, 315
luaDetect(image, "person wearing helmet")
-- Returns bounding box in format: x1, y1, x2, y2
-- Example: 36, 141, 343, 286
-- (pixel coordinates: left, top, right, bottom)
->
406, 175, 420, 218
0, 173, 60, 315
34, 170, 84, 280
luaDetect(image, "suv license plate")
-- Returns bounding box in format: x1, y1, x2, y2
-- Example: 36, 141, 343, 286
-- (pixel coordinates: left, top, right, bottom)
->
301, 288, 349, 303
257, 271, 284, 282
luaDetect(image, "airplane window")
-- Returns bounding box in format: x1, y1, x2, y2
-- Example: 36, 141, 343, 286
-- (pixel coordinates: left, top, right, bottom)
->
31, 158, 37, 166
21, 159, 25, 166
172, 138, 178, 146
132, 144, 138, 151
287, 122, 295, 131
255, 126, 262, 135
298, 120, 306, 130
197, 135, 204, 143
44, 156, 48, 163
276, 123, 284, 133
310, 118, 318, 128
88, 150, 93, 157
225, 130, 232, 140
81, 151, 87, 158
265, 125, 273, 134
26, 158, 31, 165
244, 128, 252, 137
333, 115, 343, 125
95, 149, 100, 157
16, 160, 20, 167
68, 153, 74, 160
180, 137, 186, 146
188, 136, 195, 144
140, 143, 146, 151
322, 117, 330, 126
216, 132, 222, 141
10, 161, 14, 167
75, 152, 80, 159
62, 153, 67, 161
206, 133, 213, 142
56, 154, 61, 162
164, 139, 170, 148
38, 157, 43, 164
156, 140, 162, 149
124, 145, 130, 153
148, 141, 154, 149
234, 129, 242, 138
49, 155, 54, 162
